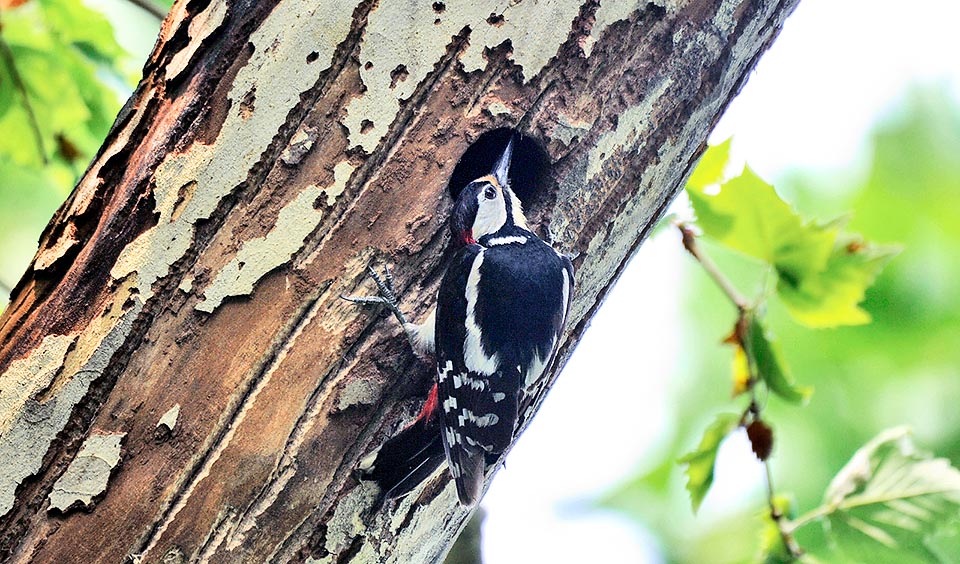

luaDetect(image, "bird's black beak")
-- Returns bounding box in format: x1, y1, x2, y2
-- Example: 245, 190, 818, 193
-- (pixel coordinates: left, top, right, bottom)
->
492, 136, 514, 188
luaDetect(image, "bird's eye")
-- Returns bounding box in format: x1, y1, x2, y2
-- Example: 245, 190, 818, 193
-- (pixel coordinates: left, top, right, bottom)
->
483, 186, 497, 200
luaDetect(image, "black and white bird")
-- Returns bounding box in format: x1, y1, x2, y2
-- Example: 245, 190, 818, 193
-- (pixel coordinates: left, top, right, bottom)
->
346, 136, 574, 507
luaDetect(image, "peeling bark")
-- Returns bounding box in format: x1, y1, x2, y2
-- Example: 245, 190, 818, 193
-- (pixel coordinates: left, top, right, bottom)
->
0, 0, 799, 562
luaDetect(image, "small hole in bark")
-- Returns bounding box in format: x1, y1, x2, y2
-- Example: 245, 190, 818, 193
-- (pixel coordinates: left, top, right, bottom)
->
486, 13, 504, 26
239, 86, 256, 119
306, 51, 319, 63
360, 119, 374, 134
432, 2, 445, 12
389, 64, 409, 89
434, 18, 441, 25
364, 61, 373, 70
447, 128, 551, 207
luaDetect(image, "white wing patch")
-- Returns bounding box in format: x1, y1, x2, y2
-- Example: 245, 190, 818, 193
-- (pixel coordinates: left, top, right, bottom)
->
446, 427, 462, 446
443, 396, 458, 413
451, 373, 488, 390
464, 251, 499, 375
457, 409, 500, 428
438, 360, 453, 383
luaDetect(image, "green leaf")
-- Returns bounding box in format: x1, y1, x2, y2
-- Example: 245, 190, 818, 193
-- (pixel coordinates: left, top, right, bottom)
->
745, 313, 812, 404
777, 234, 900, 328
688, 166, 837, 283
757, 494, 799, 563
818, 427, 960, 564
688, 138, 733, 191
0, 0, 126, 169
39, 0, 125, 64
678, 412, 741, 513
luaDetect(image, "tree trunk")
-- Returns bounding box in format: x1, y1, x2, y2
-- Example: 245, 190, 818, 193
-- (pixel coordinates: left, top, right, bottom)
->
0, 0, 798, 562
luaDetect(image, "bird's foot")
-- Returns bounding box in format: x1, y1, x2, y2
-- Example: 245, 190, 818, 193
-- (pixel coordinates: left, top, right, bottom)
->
341, 265, 408, 326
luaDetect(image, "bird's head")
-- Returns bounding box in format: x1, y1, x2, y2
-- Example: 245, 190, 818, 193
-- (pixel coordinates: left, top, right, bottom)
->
450, 137, 528, 246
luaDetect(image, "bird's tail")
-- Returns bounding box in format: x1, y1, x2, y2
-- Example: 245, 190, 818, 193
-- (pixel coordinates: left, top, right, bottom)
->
357, 385, 445, 504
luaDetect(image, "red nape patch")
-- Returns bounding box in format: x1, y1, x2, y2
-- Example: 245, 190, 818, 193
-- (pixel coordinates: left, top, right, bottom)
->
461, 230, 476, 245
417, 383, 440, 421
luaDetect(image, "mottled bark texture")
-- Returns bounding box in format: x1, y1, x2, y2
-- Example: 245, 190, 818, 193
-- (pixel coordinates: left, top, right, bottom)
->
0, 0, 798, 562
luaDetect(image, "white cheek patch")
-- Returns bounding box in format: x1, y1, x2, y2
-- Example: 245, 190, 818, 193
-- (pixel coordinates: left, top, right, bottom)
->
472, 189, 507, 239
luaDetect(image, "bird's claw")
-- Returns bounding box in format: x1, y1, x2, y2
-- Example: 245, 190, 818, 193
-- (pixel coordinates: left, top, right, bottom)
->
341, 265, 408, 326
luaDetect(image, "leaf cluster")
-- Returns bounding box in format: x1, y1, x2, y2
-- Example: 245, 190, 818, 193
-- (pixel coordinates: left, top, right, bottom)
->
598, 86, 960, 564
0, 0, 127, 174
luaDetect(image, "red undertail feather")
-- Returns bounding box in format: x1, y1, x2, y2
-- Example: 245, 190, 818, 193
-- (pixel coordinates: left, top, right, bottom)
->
417, 383, 439, 421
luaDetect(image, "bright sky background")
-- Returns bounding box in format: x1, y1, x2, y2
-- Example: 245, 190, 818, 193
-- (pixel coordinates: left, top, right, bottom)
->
482, 0, 960, 562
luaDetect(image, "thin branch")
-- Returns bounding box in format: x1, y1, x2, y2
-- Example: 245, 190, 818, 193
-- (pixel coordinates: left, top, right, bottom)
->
763, 455, 803, 558
681, 222, 803, 560
0, 34, 47, 165
677, 222, 750, 311
125, 0, 169, 20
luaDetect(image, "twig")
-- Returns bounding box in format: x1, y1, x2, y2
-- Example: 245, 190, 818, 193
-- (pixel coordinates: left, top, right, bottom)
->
0, 33, 47, 164
681, 221, 804, 560
125, 0, 168, 20
763, 445, 803, 558
677, 222, 750, 311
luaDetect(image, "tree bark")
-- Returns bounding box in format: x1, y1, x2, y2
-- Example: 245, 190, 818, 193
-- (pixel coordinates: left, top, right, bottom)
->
0, 0, 798, 562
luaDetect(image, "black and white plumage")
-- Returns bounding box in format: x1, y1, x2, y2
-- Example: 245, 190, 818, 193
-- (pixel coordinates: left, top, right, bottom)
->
354, 137, 573, 507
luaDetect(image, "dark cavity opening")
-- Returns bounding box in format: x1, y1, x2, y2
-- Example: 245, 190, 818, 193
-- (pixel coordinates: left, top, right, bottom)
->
447, 128, 551, 208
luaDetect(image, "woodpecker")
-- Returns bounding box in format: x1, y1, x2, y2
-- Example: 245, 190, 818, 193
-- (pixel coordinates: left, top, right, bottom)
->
345, 136, 574, 507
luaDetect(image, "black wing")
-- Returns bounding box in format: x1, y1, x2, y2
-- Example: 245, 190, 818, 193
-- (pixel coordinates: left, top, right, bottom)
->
435, 244, 520, 505
436, 239, 574, 505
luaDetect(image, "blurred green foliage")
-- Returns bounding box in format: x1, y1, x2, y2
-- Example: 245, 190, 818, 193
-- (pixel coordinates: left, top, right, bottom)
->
600, 86, 960, 563
0, 0, 163, 303
0, 0, 127, 174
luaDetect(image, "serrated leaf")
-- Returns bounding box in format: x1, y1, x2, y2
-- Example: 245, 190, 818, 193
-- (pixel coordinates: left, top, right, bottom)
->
688, 166, 836, 281
688, 138, 733, 191
820, 427, 960, 563
745, 314, 812, 404
777, 234, 900, 328
679, 412, 740, 513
